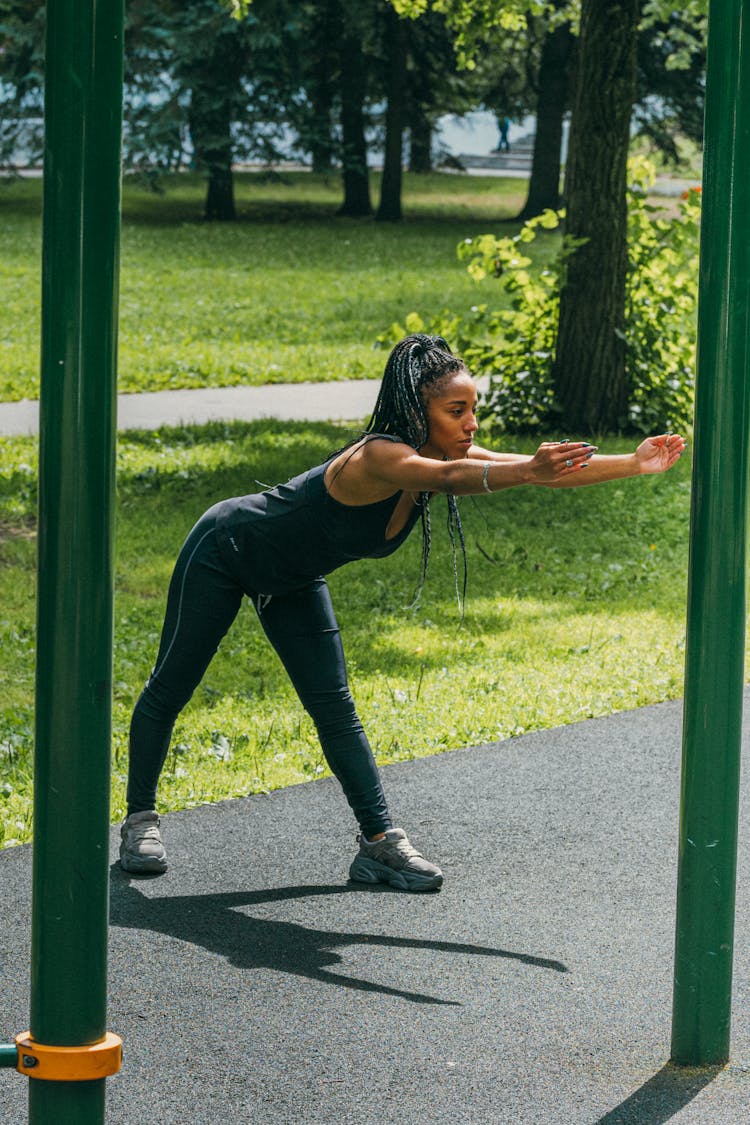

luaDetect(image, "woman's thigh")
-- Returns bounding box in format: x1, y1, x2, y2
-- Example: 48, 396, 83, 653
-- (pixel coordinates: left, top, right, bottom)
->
254, 579, 349, 708
146, 512, 245, 712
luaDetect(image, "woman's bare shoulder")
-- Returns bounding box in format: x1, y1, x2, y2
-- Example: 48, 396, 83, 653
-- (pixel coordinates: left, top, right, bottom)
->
326, 436, 416, 503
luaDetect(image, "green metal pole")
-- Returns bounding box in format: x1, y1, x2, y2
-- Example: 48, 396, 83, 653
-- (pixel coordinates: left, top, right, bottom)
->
29, 0, 123, 1120
0, 1045, 18, 1068
671, 0, 750, 1066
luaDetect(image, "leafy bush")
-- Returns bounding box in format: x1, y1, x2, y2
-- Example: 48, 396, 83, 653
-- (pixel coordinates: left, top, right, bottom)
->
624, 157, 700, 433
380, 157, 701, 435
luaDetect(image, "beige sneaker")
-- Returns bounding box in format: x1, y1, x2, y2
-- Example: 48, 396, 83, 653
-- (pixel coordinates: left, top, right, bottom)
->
120, 810, 167, 874
349, 828, 443, 892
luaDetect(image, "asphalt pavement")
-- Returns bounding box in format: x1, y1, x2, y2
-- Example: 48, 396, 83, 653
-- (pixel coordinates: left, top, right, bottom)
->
3, 697, 750, 1124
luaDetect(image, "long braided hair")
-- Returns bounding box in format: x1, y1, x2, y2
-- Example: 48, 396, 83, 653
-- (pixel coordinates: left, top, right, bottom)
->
364, 333, 469, 610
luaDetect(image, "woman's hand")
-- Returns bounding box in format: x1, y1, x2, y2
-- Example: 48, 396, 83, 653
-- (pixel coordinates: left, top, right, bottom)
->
635, 433, 687, 475
532, 432, 685, 489
526, 440, 596, 483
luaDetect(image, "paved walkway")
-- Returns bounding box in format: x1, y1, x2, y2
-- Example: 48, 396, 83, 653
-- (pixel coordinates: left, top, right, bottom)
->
2, 698, 750, 1123
0, 377, 499, 437
0, 380, 383, 437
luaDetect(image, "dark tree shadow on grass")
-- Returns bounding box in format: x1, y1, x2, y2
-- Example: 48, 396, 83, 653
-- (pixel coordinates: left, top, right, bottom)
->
109, 867, 567, 1006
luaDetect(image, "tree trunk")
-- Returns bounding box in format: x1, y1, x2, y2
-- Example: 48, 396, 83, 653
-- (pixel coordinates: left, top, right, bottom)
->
516, 18, 574, 220
376, 10, 408, 221
189, 86, 236, 221
338, 22, 372, 216
310, 84, 336, 174
408, 109, 432, 173
552, 0, 638, 433
307, 0, 338, 173
204, 162, 235, 222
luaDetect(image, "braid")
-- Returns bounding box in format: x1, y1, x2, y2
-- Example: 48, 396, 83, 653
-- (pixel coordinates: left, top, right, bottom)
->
409, 490, 432, 609
367, 334, 469, 612
446, 495, 468, 616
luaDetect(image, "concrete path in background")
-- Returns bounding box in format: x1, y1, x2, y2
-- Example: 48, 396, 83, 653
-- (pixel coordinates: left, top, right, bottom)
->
3, 697, 750, 1123
0, 379, 383, 437
0, 374, 499, 437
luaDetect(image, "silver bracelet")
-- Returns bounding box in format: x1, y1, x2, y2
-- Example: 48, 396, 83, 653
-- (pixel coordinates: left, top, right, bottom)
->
481, 463, 493, 493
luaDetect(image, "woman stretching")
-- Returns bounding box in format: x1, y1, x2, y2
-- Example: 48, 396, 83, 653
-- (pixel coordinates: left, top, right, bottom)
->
120, 334, 685, 891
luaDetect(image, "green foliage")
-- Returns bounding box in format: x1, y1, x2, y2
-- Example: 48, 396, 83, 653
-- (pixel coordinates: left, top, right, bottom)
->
380, 207, 567, 432
383, 157, 700, 435
640, 0, 707, 71
393, 0, 707, 72
636, 4, 706, 159
391, 0, 546, 68
623, 156, 700, 434
458, 207, 570, 432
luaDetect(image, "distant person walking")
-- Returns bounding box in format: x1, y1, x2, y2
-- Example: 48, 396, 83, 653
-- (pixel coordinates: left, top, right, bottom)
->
119, 334, 685, 893
495, 115, 511, 153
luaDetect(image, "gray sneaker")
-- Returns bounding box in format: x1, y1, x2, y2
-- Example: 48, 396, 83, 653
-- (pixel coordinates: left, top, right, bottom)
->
349, 828, 443, 892
120, 810, 167, 874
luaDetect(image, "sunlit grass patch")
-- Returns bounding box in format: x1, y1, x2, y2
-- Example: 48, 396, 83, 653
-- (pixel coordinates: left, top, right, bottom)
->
0, 171, 542, 400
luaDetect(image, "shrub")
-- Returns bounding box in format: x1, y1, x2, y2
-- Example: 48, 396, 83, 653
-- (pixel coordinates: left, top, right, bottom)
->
380, 157, 700, 435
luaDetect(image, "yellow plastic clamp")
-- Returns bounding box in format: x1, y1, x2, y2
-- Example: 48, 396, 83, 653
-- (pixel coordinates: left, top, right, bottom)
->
15, 1031, 122, 1081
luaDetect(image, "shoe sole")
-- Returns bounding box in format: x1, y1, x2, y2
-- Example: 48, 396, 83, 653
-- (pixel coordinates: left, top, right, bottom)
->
349, 855, 443, 892
119, 846, 167, 875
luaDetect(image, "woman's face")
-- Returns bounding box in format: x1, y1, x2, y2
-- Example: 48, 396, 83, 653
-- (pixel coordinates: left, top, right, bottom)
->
420, 371, 479, 460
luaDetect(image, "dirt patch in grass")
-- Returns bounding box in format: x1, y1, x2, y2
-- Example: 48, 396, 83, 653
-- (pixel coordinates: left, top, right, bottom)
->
0, 521, 37, 542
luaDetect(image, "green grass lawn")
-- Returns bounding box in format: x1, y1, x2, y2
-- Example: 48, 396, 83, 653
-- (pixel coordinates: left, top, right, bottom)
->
0, 419, 692, 846
0, 170, 535, 401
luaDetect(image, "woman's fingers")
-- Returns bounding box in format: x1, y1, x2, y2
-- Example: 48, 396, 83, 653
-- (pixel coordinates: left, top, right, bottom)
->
554, 440, 597, 472
636, 433, 687, 473
533, 440, 596, 479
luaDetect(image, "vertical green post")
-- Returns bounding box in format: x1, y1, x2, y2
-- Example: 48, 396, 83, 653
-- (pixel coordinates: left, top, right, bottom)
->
671, 0, 750, 1066
29, 0, 124, 1121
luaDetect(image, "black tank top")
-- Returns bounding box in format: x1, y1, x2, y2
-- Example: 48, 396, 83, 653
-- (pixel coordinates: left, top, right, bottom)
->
214, 436, 422, 595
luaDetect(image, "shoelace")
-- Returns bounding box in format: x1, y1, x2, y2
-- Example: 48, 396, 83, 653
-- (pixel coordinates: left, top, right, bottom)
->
131, 823, 160, 843
358, 832, 422, 859
391, 837, 420, 859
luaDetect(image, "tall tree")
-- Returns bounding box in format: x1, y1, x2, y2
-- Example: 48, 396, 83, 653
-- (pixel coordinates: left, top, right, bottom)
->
394, 1, 559, 212
124, 0, 307, 218
516, 7, 574, 220
395, 0, 706, 433
338, 6, 373, 217
377, 5, 409, 220
181, 4, 248, 220
407, 104, 433, 172
301, 0, 340, 172
552, 0, 639, 432
404, 8, 490, 174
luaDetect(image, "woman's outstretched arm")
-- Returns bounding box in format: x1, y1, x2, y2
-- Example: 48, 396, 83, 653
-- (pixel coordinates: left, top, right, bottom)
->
540, 434, 686, 487
356, 433, 685, 497
468, 435, 686, 488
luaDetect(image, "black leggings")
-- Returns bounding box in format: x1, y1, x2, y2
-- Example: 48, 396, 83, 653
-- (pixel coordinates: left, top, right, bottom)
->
127, 509, 392, 838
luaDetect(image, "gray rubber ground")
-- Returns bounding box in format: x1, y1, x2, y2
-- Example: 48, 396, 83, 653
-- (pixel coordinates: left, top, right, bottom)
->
2, 697, 750, 1123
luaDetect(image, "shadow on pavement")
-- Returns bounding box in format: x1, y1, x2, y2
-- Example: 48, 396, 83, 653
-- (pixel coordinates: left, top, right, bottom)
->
593, 1062, 723, 1124
110, 868, 568, 1007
